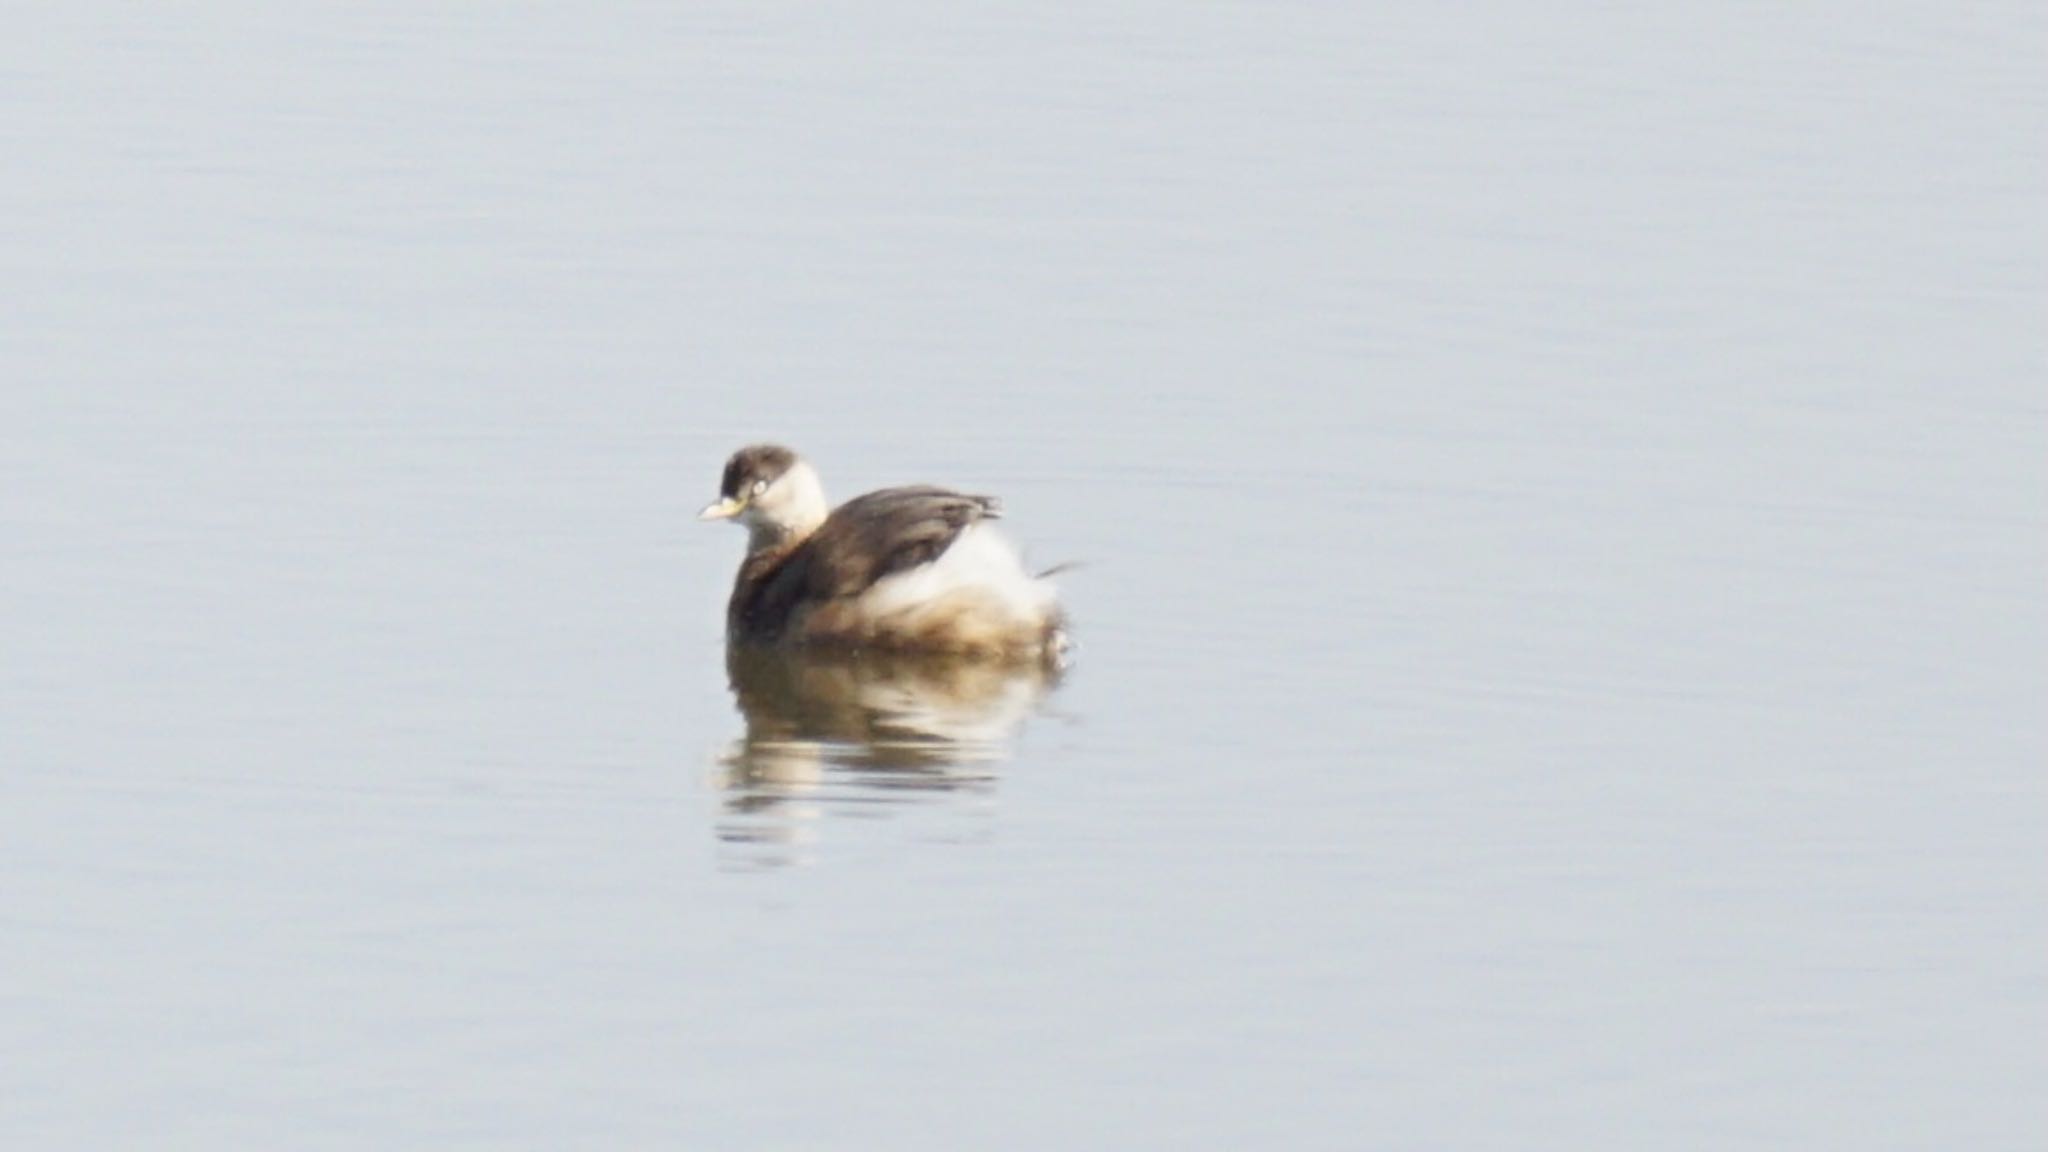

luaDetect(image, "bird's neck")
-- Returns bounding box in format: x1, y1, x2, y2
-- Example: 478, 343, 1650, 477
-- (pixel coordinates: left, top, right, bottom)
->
745, 520, 809, 556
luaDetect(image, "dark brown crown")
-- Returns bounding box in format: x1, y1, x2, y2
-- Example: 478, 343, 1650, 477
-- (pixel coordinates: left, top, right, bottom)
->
719, 444, 799, 499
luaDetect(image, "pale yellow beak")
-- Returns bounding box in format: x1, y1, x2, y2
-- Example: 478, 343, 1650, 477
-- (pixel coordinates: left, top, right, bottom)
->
698, 496, 745, 521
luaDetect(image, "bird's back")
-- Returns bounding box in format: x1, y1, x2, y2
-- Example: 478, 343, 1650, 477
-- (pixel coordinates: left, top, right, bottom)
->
728, 485, 1061, 659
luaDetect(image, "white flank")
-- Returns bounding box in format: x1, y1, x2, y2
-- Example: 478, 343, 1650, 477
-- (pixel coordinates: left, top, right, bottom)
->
854, 524, 1057, 625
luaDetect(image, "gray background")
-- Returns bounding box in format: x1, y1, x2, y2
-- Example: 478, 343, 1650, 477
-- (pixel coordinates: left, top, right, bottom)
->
4, 3, 2042, 1148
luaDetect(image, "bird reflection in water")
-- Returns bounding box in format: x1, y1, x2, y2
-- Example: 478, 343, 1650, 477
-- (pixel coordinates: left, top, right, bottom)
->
712, 645, 1062, 868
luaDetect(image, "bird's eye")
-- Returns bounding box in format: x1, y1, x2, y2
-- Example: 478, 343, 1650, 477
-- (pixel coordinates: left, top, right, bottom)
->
751, 479, 768, 497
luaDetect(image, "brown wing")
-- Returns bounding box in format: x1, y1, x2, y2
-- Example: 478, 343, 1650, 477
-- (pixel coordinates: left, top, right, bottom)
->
731, 486, 1000, 639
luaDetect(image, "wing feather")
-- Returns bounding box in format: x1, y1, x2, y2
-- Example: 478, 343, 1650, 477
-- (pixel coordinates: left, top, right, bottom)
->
730, 486, 999, 638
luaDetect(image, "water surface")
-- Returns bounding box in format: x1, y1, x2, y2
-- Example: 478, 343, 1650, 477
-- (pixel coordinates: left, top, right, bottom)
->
3, 4, 2042, 1148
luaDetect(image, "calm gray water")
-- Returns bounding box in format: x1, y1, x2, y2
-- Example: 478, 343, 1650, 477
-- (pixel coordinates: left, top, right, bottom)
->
4, 5, 2042, 1148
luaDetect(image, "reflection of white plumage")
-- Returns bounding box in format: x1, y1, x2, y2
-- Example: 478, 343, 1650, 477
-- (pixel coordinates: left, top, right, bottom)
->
700, 444, 1068, 661
722, 646, 1058, 775
713, 646, 1061, 870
